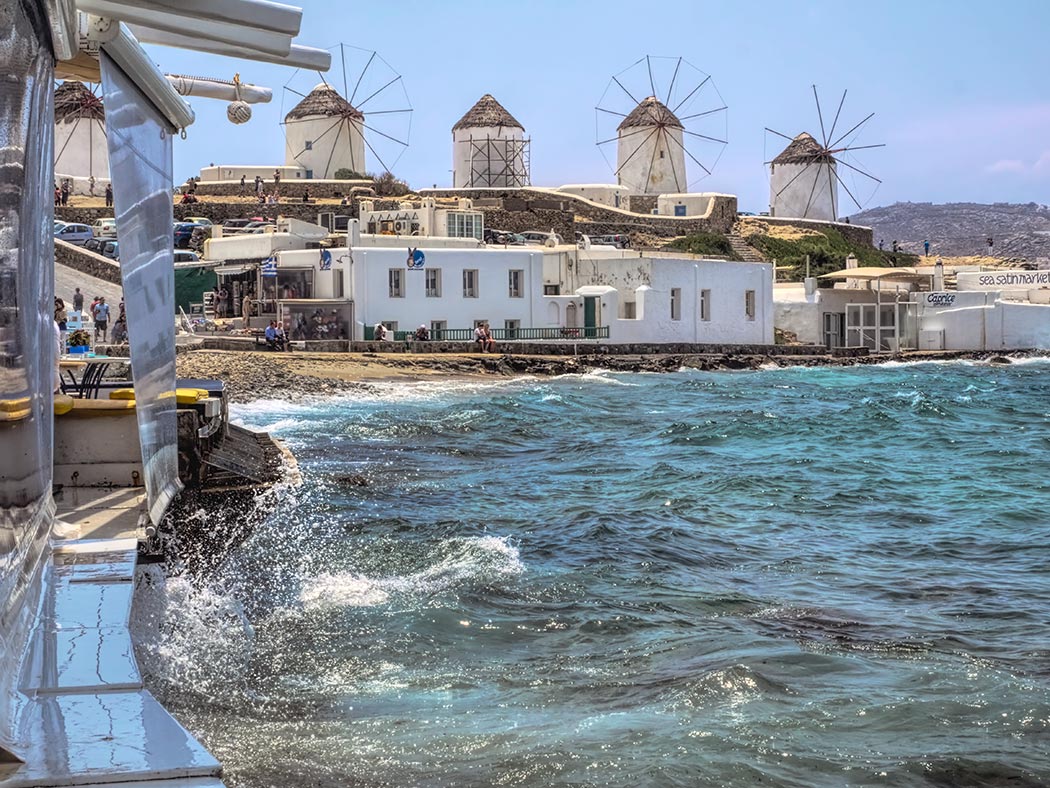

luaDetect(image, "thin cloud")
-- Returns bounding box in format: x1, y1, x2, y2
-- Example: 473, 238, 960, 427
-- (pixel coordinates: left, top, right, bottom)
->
986, 159, 1026, 174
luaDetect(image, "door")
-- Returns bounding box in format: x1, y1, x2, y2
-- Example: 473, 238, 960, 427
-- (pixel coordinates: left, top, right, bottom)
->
822, 312, 844, 348
583, 296, 599, 339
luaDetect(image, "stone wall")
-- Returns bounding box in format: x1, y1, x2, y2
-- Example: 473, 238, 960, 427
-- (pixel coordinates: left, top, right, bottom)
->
54, 238, 121, 284
196, 335, 855, 357
56, 202, 338, 226
421, 187, 738, 241
191, 179, 372, 199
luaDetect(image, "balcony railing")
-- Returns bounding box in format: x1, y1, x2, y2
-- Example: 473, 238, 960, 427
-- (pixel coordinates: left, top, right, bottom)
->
366, 326, 611, 341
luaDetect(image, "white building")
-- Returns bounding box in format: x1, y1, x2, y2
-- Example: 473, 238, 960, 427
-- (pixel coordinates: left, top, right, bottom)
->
54, 81, 110, 195
452, 94, 529, 188
284, 83, 367, 179
358, 197, 484, 241
351, 243, 773, 344
656, 193, 731, 217
769, 132, 837, 221
617, 96, 687, 195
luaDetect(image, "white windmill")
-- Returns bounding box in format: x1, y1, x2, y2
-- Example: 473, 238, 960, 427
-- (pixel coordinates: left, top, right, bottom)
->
281, 44, 412, 179
596, 56, 728, 195
766, 87, 883, 221
54, 81, 109, 195
451, 94, 529, 188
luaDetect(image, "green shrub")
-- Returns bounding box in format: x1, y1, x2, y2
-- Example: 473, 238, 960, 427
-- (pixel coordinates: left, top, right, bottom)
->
748, 227, 919, 281
371, 171, 411, 197
333, 168, 367, 181
663, 232, 738, 259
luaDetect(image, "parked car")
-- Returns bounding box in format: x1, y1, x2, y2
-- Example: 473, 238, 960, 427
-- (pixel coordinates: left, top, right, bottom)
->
55, 222, 93, 245
222, 218, 255, 233
173, 250, 200, 263
244, 223, 276, 234
591, 233, 630, 249
521, 230, 564, 245
483, 228, 526, 245
183, 216, 212, 226
83, 237, 106, 255
174, 222, 204, 248
100, 240, 119, 261
91, 217, 117, 238
54, 220, 66, 233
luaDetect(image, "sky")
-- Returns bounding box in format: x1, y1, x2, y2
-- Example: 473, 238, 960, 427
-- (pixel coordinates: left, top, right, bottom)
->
150, 0, 1050, 213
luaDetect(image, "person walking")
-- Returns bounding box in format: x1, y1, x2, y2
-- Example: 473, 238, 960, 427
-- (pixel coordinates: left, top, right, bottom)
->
255, 175, 264, 196
878, 239, 884, 251
88, 175, 96, 197
240, 174, 246, 195
60, 180, 69, 206
217, 285, 229, 318
273, 168, 281, 191
104, 183, 113, 208
92, 296, 110, 343
924, 239, 930, 257
72, 287, 84, 314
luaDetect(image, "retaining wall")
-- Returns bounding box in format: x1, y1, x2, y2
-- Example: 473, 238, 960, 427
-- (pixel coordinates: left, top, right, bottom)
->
54, 238, 121, 284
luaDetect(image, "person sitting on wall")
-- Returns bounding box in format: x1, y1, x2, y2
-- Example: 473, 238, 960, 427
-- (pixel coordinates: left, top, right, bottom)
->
373, 321, 387, 341
414, 324, 429, 341
264, 320, 285, 351
482, 323, 496, 353
301, 189, 311, 203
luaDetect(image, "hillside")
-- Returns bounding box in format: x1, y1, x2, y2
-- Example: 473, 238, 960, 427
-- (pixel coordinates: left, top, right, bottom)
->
850, 202, 1050, 261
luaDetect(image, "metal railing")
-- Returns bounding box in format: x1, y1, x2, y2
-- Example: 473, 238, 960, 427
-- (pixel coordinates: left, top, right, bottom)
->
373, 326, 611, 341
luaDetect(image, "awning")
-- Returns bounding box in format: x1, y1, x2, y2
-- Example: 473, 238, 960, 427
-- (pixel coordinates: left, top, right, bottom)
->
214, 264, 256, 275
819, 266, 928, 282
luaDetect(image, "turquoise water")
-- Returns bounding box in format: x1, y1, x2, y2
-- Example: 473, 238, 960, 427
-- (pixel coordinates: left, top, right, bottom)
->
135, 361, 1050, 787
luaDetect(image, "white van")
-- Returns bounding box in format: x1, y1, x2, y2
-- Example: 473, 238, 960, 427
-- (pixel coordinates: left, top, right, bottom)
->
91, 217, 117, 238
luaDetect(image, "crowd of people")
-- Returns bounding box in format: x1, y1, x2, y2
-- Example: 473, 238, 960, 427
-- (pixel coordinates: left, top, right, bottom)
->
54, 287, 128, 348
371, 321, 498, 352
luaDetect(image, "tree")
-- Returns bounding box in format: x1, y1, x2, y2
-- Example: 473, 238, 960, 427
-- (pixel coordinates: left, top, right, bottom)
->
371, 171, 410, 197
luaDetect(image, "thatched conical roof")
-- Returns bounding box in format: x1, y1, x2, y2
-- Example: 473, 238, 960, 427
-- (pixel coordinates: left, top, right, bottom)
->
54, 81, 104, 123
772, 132, 832, 165
617, 96, 683, 131
452, 94, 523, 132
285, 83, 363, 122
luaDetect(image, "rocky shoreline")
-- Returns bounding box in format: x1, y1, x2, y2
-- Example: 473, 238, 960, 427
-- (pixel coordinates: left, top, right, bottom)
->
173, 348, 1050, 404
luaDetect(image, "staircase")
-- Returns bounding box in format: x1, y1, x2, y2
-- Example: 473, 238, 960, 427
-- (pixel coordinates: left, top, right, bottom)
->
726, 233, 767, 262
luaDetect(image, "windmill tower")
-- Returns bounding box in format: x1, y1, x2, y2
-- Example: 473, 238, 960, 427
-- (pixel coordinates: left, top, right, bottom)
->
452, 94, 530, 188
766, 87, 883, 221
616, 96, 687, 195
54, 81, 109, 194
769, 133, 838, 221
284, 83, 366, 179
596, 56, 728, 196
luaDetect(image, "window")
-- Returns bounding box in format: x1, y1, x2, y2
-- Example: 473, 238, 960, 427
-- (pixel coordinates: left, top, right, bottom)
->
700, 289, 711, 322
745, 289, 756, 321
426, 268, 441, 297
509, 269, 524, 298
431, 320, 446, 339
505, 319, 520, 339
670, 288, 681, 321
623, 302, 637, 319
304, 140, 313, 150
446, 212, 484, 240
383, 321, 398, 332
544, 284, 560, 295
389, 268, 404, 298
333, 271, 344, 299
463, 269, 478, 298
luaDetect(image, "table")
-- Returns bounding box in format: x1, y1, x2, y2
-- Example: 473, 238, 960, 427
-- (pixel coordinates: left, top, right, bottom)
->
60, 356, 118, 399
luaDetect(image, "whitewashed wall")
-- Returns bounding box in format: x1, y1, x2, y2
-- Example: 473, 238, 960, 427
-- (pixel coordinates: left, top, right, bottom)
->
656, 193, 719, 217
555, 184, 630, 208
285, 115, 366, 179
617, 125, 686, 195
54, 118, 110, 193
453, 126, 526, 188
770, 160, 838, 221
350, 247, 545, 337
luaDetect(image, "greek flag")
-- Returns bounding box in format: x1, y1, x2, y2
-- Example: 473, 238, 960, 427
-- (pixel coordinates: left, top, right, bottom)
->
261, 255, 277, 277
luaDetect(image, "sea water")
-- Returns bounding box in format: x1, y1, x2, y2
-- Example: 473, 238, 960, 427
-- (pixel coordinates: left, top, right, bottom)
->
132, 361, 1050, 787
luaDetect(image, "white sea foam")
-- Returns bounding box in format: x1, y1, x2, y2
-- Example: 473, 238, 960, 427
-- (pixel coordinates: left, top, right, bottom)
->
299, 535, 525, 611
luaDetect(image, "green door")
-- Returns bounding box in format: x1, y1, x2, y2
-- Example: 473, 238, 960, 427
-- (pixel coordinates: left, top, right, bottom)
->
583, 296, 597, 339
